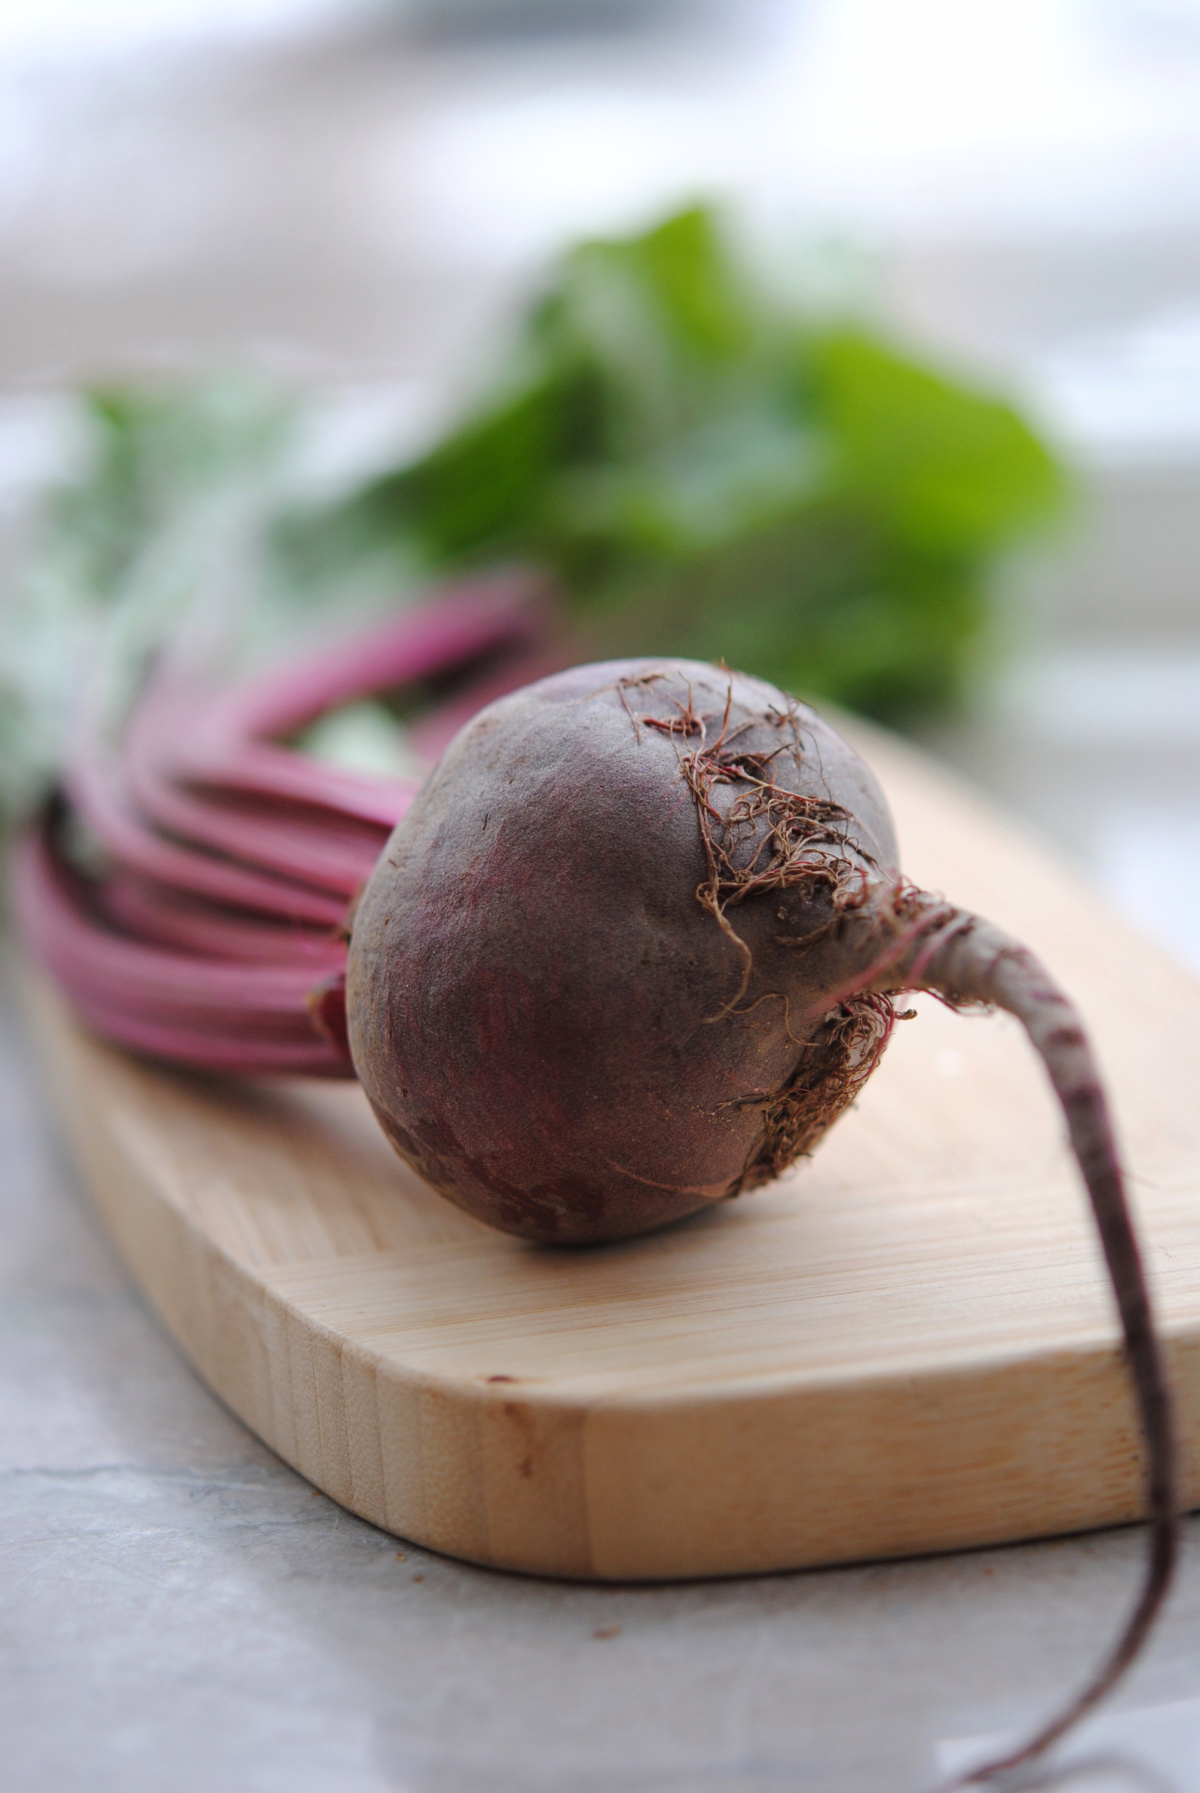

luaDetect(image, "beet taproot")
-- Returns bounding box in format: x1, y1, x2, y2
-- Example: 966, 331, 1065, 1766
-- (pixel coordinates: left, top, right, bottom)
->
347, 656, 1178, 1788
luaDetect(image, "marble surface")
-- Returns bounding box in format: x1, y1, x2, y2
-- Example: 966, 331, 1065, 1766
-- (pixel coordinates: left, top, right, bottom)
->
3, 983, 1200, 1793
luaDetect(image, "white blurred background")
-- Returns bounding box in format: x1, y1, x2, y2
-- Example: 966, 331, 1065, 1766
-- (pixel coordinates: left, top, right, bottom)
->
2, 0, 1200, 962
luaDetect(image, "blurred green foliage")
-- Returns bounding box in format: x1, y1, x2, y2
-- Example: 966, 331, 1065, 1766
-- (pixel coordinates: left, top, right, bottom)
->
1, 204, 1063, 822
0, 381, 295, 818
307, 205, 1063, 720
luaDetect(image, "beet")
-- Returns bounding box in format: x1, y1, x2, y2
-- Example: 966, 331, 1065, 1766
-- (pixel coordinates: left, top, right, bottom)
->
347, 656, 1178, 1786
347, 660, 888, 1240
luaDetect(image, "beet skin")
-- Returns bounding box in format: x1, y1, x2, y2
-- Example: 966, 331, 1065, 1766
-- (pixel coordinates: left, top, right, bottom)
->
346, 659, 901, 1244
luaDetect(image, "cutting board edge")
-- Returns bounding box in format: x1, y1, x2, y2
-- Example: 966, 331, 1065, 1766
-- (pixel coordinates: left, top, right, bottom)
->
27, 971, 1199, 1582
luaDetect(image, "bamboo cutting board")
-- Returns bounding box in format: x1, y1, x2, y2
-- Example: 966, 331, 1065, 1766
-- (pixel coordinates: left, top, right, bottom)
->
25, 725, 1200, 1580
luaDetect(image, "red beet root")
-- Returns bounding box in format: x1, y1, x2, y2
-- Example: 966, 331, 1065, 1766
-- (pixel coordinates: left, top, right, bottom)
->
346, 659, 900, 1242
347, 657, 1178, 1788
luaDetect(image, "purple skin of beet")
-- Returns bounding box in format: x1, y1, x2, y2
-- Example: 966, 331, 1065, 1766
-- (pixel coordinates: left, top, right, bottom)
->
346, 656, 1178, 1790
346, 658, 900, 1245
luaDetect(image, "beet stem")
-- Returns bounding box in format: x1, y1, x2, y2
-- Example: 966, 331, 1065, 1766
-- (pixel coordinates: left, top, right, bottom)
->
904, 913, 1180, 1789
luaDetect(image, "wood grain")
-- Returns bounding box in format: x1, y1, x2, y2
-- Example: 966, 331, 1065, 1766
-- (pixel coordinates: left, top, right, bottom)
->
25, 725, 1200, 1579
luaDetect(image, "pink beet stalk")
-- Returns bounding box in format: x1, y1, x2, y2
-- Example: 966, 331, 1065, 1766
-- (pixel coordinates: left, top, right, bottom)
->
196, 569, 552, 746
16, 574, 559, 1075
65, 745, 355, 925
99, 871, 347, 966
14, 823, 353, 1073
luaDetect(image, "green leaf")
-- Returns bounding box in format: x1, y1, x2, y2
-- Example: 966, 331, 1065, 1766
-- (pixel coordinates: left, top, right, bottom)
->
810, 328, 1063, 553
363, 379, 560, 565
7, 202, 1067, 809
335, 205, 1063, 722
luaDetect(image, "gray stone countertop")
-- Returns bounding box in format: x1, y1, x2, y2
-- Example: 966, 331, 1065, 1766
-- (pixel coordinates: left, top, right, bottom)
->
4, 983, 1200, 1793
4, 10, 1200, 1790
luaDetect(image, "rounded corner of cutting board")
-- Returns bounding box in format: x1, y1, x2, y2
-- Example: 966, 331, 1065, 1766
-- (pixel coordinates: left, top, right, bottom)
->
21, 730, 1200, 1581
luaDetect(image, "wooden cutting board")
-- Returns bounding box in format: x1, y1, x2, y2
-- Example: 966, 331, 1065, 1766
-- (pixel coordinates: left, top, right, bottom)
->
25, 723, 1200, 1581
